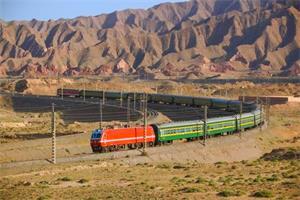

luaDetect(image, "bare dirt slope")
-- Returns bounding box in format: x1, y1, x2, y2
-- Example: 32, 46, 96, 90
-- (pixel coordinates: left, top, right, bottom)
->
0, 0, 299, 77
0, 84, 299, 199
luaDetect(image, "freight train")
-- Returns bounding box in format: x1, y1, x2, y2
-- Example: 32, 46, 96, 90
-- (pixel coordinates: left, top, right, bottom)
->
90, 109, 263, 152
57, 88, 257, 112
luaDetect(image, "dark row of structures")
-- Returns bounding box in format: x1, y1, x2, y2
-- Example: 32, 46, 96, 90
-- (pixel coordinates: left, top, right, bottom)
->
57, 88, 257, 113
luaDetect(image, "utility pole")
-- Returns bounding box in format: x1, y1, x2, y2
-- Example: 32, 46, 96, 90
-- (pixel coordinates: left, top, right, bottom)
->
133, 93, 136, 111
83, 78, 86, 102
143, 93, 148, 155
260, 102, 263, 132
61, 80, 64, 100
127, 96, 131, 127
266, 97, 270, 127
102, 90, 105, 105
51, 103, 56, 164
239, 101, 243, 138
99, 100, 103, 130
140, 94, 143, 112
120, 91, 123, 107
203, 105, 207, 146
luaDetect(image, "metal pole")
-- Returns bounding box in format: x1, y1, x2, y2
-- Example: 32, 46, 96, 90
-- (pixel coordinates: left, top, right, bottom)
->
260, 103, 263, 132
239, 101, 243, 137
61, 81, 64, 100
204, 105, 207, 146
140, 94, 143, 112
127, 96, 131, 127
99, 100, 103, 130
102, 90, 105, 105
83, 78, 86, 102
143, 93, 148, 154
133, 93, 136, 111
120, 91, 123, 107
51, 103, 56, 164
266, 97, 270, 127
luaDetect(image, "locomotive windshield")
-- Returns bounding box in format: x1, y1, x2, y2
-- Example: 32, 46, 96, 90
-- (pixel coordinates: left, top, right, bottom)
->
91, 129, 102, 139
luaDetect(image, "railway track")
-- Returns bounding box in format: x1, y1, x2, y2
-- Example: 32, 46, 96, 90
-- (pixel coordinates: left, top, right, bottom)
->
0, 92, 237, 123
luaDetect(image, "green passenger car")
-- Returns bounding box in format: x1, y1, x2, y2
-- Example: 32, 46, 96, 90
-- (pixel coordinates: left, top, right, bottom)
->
150, 94, 174, 104
206, 116, 237, 136
173, 95, 194, 105
253, 110, 263, 126
193, 97, 212, 107
83, 90, 102, 98
153, 120, 204, 142
236, 113, 255, 130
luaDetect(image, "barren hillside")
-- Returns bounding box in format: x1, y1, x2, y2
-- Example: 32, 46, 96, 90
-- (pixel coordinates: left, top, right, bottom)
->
0, 0, 299, 77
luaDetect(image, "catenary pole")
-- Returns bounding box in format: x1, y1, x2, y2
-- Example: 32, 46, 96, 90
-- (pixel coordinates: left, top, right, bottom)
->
143, 93, 148, 154
239, 101, 243, 138
102, 90, 105, 105
120, 91, 123, 107
204, 105, 207, 146
127, 96, 131, 127
99, 100, 103, 130
133, 93, 136, 111
51, 103, 56, 164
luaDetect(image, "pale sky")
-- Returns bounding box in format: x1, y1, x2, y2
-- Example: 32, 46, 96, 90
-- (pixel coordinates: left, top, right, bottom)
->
0, 0, 185, 21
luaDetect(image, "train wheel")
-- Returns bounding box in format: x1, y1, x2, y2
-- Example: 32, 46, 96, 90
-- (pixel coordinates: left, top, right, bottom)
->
101, 147, 107, 153
109, 146, 115, 152
147, 142, 154, 147
92, 148, 98, 153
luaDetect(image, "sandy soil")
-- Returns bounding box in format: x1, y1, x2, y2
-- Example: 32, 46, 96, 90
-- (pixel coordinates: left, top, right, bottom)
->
0, 79, 299, 199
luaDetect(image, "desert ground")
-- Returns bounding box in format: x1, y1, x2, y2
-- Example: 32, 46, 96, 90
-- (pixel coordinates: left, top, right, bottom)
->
0, 78, 299, 199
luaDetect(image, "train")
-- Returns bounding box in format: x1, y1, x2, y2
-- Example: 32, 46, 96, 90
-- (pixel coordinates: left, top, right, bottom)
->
56, 88, 257, 112
55, 88, 262, 153
90, 109, 263, 152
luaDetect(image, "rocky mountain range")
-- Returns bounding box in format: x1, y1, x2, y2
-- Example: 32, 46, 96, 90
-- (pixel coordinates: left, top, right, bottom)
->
0, 0, 299, 78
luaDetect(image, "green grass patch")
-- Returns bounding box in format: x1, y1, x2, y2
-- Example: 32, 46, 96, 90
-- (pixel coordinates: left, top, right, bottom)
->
217, 190, 243, 197
78, 179, 89, 184
173, 164, 186, 169
194, 177, 207, 183
36, 195, 51, 200
252, 190, 274, 198
156, 164, 170, 169
179, 187, 200, 193
58, 176, 72, 181
266, 174, 279, 182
